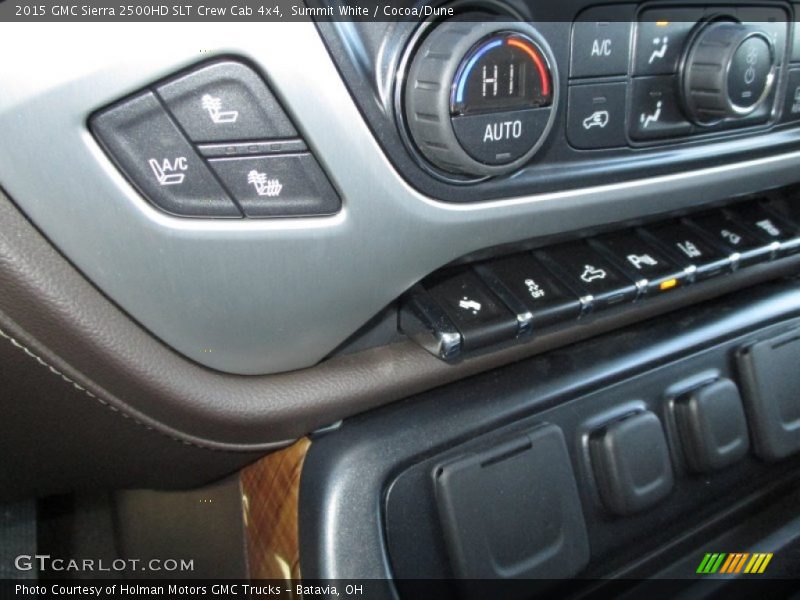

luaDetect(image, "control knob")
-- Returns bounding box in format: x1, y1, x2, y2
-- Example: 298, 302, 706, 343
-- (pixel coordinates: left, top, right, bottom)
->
403, 19, 557, 177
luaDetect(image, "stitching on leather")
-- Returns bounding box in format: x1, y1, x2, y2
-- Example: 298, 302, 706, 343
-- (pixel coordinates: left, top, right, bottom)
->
0, 326, 219, 452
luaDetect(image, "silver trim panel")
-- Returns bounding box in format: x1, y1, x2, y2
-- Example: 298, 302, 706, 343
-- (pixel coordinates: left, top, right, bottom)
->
0, 23, 799, 374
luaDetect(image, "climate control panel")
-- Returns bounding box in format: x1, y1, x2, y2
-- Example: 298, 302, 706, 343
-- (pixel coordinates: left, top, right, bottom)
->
395, 4, 800, 187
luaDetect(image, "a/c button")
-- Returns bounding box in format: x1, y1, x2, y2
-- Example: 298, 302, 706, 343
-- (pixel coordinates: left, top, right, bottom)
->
451, 108, 551, 165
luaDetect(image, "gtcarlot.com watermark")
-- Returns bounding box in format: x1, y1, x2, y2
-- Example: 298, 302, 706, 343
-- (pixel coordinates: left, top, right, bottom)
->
14, 554, 194, 573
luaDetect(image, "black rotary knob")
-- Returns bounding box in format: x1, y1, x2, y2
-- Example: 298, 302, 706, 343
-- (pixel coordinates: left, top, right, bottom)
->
681, 20, 776, 125
403, 19, 557, 178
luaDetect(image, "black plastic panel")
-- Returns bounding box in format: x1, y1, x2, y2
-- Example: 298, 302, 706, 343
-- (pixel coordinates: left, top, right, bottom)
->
300, 278, 800, 595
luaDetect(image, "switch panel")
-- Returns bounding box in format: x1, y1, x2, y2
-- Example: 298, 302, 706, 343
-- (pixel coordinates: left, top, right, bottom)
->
91, 59, 340, 219
401, 199, 799, 362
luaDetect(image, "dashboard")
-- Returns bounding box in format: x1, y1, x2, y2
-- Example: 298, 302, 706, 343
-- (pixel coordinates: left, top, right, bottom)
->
2, 3, 800, 590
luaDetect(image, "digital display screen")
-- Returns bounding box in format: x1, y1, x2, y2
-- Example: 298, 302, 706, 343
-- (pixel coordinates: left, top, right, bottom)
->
451, 35, 552, 115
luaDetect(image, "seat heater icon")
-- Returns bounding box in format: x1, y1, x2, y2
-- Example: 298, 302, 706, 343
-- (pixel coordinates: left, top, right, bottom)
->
201, 94, 239, 124
247, 170, 283, 197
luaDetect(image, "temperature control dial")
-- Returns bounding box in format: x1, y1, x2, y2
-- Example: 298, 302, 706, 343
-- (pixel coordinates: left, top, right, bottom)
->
681, 21, 777, 125
404, 20, 557, 178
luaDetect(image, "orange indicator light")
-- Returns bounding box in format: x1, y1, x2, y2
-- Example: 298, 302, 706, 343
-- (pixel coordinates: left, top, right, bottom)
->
659, 278, 678, 291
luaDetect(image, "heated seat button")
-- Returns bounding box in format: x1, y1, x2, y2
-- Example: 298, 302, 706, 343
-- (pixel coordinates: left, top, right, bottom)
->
157, 61, 297, 143
536, 241, 638, 310
728, 202, 800, 255
571, 5, 635, 78
688, 212, 774, 266
634, 8, 703, 76
208, 154, 340, 217
567, 82, 628, 149
425, 270, 518, 351
91, 92, 241, 218
475, 254, 582, 331
630, 76, 693, 140
592, 231, 689, 294
644, 221, 733, 281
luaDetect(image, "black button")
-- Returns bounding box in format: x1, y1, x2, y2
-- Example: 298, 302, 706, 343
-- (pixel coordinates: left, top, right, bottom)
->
672, 378, 750, 473
589, 411, 674, 516
91, 92, 241, 218
728, 202, 800, 255
475, 254, 582, 331
434, 425, 589, 580
567, 82, 627, 149
208, 154, 340, 217
157, 61, 297, 143
451, 108, 550, 165
728, 36, 774, 111
644, 221, 733, 281
739, 7, 789, 66
630, 76, 693, 140
570, 5, 635, 78
634, 8, 703, 76
592, 231, 689, 294
688, 212, 773, 266
425, 270, 518, 351
738, 329, 800, 461
780, 68, 800, 123
536, 241, 638, 310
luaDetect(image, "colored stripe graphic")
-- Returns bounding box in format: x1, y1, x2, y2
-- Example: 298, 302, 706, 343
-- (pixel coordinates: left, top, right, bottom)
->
698, 552, 773, 574
744, 553, 773, 574
697, 553, 726, 573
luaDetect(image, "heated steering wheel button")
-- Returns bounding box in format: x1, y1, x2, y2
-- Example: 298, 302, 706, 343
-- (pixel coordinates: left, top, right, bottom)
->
157, 61, 297, 143
208, 154, 340, 217
451, 109, 550, 165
